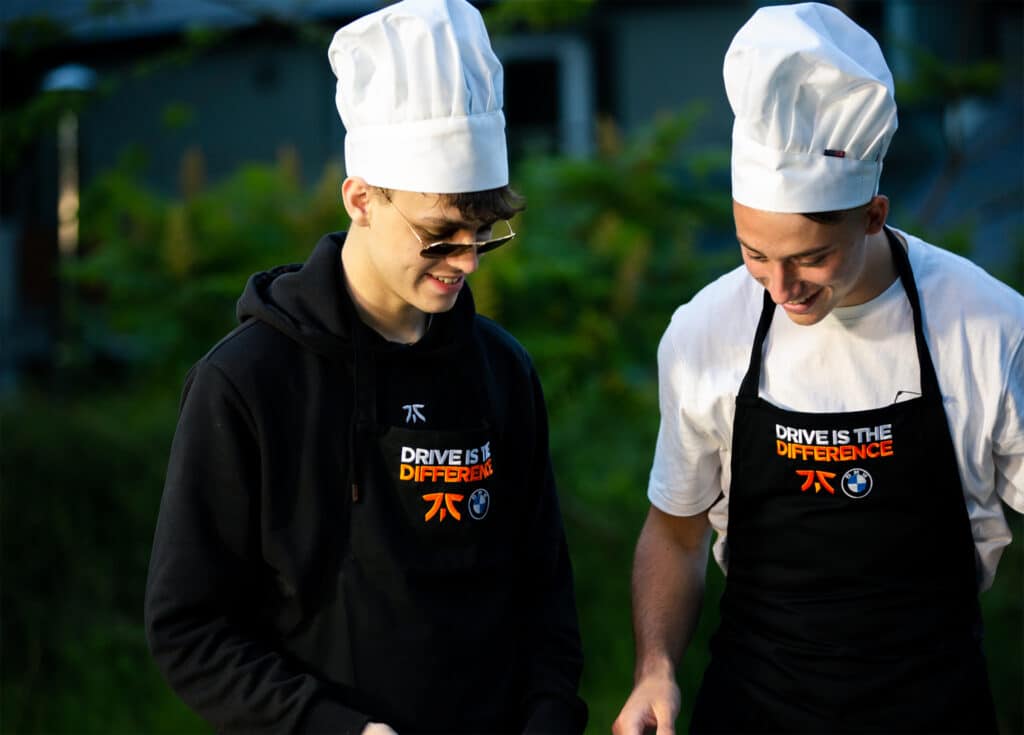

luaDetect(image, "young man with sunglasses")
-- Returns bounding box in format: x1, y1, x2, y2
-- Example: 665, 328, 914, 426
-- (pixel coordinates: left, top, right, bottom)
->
144, 1, 587, 733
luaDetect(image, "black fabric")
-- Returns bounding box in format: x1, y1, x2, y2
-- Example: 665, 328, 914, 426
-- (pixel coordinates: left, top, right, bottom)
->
144, 232, 587, 734
691, 229, 997, 733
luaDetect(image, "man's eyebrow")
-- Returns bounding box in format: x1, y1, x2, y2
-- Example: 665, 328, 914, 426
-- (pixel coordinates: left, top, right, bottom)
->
738, 239, 833, 259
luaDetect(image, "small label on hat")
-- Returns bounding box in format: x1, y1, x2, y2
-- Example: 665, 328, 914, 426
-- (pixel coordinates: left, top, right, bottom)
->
823, 149, 846, 158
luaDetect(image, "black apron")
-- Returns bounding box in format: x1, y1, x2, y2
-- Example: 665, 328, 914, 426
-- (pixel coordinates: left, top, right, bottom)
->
335, 330, 525, 733
690, 230, 997, 733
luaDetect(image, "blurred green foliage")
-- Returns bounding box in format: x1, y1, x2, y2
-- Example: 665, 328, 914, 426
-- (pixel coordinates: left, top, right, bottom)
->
894, 43, 1003, 109
1, 388, 205, 733
482, 0, 596, 34
58, 146, 346, 386
0, 89, 93, 171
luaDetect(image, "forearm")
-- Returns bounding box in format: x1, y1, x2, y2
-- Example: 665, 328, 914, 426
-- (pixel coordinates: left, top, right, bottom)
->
630, 507, 711, 682
613, 506, 711, 735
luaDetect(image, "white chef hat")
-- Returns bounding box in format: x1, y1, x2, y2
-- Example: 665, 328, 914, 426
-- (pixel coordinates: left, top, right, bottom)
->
328, 0, 507, 194
724, 2, 898, 213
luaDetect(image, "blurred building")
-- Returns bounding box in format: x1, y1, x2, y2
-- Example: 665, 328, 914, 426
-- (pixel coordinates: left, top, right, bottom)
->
1, 0, 1021, 390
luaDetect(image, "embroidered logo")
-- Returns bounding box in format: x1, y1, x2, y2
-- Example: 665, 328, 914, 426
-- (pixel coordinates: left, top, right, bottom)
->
841, 467, 873, 499
423, 492, 463, 522
402, 403, 426, 424
395, 442, 496, 525
775, 422, 895, 463
796, 469, 836, 494
398, 443, 494, 483
468, 488, 490, 520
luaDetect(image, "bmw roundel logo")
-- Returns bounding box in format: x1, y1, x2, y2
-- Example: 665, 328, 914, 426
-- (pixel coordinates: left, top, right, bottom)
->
841, 468, 873, 499
468, 488, 490, 520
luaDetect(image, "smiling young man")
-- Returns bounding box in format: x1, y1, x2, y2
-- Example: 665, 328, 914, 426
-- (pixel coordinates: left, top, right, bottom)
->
733, 198, 896, 326
143, 1, 586, 733
339, 183, 512, 342
614, 3, 1024, 734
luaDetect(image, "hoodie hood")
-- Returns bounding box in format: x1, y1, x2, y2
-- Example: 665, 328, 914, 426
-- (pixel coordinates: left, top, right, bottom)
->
236, 231, 477, 356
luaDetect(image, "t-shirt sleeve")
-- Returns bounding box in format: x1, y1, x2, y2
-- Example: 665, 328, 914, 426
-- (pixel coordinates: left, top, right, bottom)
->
993, 332, 1024, 514
647, 319, 725, 517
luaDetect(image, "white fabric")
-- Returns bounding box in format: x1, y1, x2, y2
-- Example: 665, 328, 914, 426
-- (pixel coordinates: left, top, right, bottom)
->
328, 0, 508, 193
724, 2, 898, 213
648, 229, 1024, 591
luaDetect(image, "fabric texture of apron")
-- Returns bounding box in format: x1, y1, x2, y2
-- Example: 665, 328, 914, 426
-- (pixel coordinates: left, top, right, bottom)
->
335, 326, 526, 733
690, 229, 998, 733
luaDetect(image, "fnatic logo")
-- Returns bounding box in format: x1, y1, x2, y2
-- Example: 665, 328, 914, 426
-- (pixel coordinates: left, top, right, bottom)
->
796, 469, 836, 494
403, 403, 426, 424
422, 492, 463, 522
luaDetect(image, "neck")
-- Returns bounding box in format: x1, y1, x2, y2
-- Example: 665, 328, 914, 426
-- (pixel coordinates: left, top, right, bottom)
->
340, 234, 429, 344
352, 296, 429, 344
841, 228, 899, 307
865, 228, 899, 297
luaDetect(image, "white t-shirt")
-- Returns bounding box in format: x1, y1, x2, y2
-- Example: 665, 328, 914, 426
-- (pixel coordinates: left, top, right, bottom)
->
648, 228, 1024, 591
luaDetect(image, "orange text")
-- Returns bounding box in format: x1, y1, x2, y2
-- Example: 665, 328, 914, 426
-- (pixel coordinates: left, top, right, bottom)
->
400, 459, 494, 483
776, 439, 893, 462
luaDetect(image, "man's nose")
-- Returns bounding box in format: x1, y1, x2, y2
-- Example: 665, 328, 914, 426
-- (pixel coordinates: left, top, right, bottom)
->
445, 245, 479, 274
766, 261, 801, 304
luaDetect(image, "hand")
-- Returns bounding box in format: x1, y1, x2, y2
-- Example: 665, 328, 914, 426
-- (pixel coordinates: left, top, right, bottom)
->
362, 723, 398, 735
611, 674, 681, 735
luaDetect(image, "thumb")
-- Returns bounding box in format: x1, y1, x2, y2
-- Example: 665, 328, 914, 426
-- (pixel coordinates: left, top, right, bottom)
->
653, 706, 676, 735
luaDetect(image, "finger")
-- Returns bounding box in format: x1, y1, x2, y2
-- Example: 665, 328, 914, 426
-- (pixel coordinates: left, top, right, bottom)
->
611, 716, 636, 735
612, 706, 649, 735
654, 715, 676, 735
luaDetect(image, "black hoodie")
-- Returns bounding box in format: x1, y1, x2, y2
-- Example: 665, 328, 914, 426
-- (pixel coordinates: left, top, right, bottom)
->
144, 233, 587, 734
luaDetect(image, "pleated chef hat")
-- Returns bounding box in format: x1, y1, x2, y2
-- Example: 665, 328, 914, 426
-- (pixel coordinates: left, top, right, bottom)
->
328, 0, 507, 194
724, 2, 898, 213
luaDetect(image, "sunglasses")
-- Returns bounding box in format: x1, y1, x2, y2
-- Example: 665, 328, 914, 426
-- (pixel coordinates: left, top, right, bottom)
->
388, 198, 516, 259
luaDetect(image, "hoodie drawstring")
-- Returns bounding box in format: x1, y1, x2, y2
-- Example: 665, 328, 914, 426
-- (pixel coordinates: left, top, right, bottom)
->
348, 314, 378, 504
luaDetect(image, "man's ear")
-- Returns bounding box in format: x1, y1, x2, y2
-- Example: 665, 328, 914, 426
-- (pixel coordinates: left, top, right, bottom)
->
342, 177, 372, 227
864, 194, 889, 235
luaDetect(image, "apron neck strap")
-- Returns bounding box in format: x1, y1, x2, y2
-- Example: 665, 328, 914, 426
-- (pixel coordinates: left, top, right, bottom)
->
738, 288, 778, 398
738, 227, 941, 400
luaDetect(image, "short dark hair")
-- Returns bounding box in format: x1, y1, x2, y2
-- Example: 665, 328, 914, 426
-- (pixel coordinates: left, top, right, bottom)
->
801, 210, 846, 225
801, 202, 868, 225
375, 186, 525, 222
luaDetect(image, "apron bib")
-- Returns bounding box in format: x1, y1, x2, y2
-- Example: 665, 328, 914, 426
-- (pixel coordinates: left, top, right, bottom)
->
690, 230, 997, 733
336, 332, 524, 733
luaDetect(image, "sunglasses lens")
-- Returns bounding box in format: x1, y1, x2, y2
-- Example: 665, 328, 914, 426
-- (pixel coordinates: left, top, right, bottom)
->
421, 243, 463, 258
475, 234, 514, 255
419, 224, 516, 259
